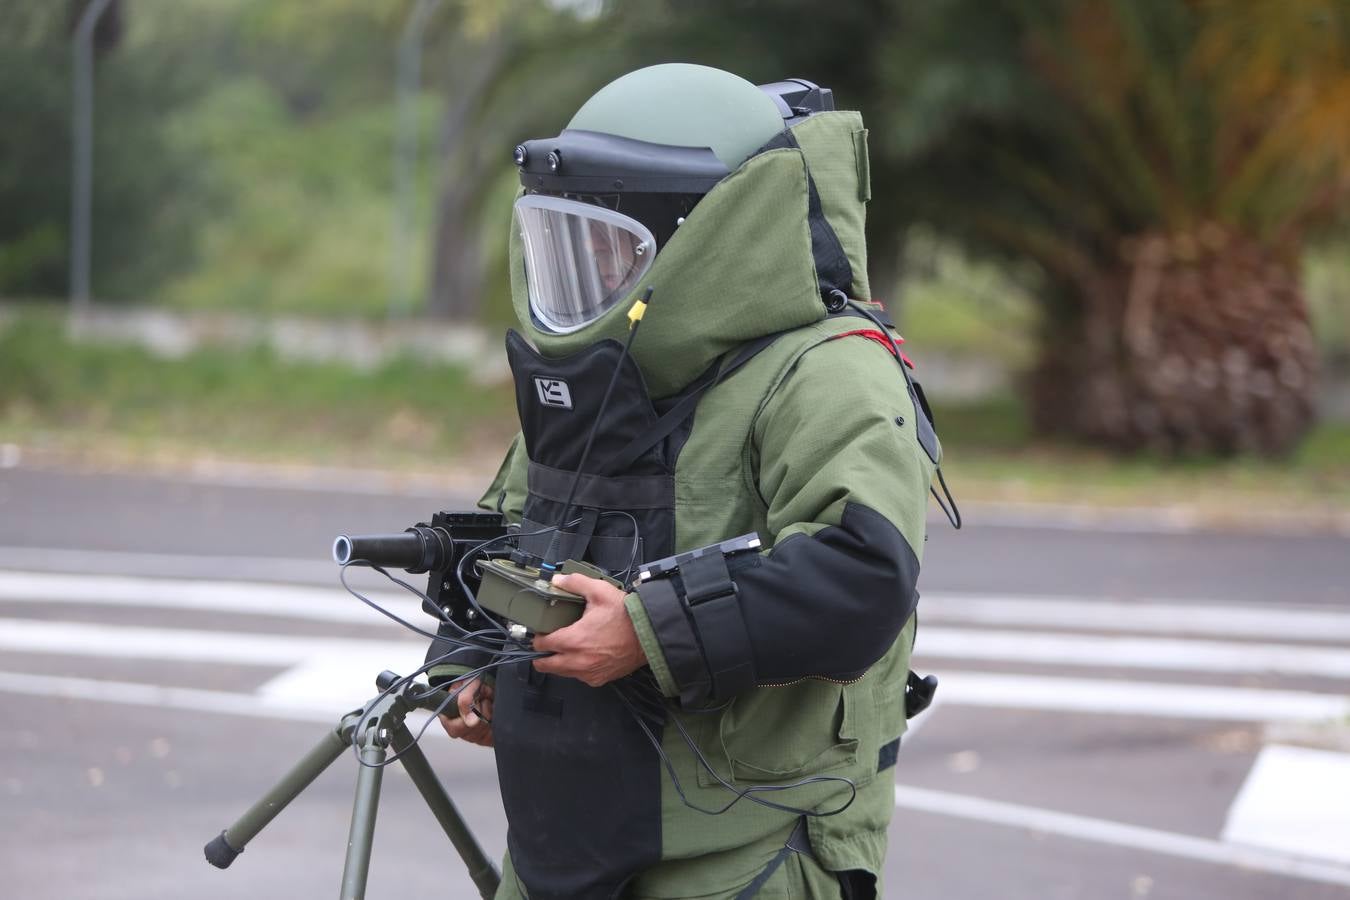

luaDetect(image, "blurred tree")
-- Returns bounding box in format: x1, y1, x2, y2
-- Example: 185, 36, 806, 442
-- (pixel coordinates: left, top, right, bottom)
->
422, 0, 627, 319
878, 0, 1350, 455
582, 0, 1348, 455
0, 0, 207, 301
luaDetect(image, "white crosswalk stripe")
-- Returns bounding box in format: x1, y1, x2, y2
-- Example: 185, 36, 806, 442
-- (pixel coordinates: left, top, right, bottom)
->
3, 568, 1350, 882
2, 575, 1348, 722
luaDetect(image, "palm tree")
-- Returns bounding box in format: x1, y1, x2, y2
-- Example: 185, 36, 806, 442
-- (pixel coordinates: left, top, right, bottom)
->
884, 0, 1350, 455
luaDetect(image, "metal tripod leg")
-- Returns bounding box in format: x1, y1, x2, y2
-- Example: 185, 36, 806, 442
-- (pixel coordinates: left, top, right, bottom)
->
205, 673, 499, 899
390, 723, 500, 899
341, 717, 389, 900
204, 718, 356, 869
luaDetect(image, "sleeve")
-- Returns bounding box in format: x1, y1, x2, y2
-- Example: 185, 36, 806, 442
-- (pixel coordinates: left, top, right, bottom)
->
626, 336, 935, 705
426, 433, 530, 687
475, 432, 529, 523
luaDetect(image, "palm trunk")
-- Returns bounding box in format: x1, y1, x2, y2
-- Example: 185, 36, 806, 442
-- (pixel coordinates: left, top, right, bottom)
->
1030, 225, 1319, 456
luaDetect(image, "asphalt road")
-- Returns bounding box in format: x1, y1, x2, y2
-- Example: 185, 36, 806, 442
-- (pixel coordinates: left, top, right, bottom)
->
1, 465, 1348, 899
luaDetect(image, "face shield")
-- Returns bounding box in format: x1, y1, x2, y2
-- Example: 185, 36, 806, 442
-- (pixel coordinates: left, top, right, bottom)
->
514, 194, 656, 334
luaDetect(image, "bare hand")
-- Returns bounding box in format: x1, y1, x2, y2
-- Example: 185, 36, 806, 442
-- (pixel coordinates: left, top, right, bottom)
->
438, 676, 494, 747
531, 573, 647, 687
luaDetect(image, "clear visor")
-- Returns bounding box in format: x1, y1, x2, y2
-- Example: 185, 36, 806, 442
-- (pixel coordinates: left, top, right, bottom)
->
514, 194, 656, 334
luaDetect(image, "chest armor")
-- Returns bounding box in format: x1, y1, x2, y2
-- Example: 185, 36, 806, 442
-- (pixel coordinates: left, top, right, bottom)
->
490, 329, 687, 899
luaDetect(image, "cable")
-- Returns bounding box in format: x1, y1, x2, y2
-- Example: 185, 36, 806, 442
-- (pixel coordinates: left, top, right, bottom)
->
597, 509, 642, 585
845, 298, 962, 530
341, 523, 857, 816
453, 520, 587, 641
540, 287, 655, 568
608, 678, 856, 819
349, 649, 547, 770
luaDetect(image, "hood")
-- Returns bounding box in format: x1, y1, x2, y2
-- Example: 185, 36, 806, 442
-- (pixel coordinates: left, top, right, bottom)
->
507, 110, 873, 399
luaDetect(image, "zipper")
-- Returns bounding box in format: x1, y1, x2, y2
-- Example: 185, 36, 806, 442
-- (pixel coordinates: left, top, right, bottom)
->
759, 671, 868, 689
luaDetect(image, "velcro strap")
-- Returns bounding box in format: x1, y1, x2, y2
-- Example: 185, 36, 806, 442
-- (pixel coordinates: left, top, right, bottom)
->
638, 578, 712, 707
679, 553, 753, 699
680, 552, 735, 604
689, 591, 756, 700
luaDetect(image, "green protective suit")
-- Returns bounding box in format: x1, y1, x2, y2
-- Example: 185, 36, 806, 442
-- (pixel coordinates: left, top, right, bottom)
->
456, 110, 936, 899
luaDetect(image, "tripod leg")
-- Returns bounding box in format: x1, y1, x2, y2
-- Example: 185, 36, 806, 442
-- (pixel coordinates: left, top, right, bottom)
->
391, 724, 501, 899
340, 724, 389, 900
205, 725, 350, 868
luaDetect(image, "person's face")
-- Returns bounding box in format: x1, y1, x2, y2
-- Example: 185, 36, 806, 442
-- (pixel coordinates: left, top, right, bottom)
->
588, 220, 639, 294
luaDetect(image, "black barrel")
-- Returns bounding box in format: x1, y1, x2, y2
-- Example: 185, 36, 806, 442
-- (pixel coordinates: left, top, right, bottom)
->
332, 527, 451, 572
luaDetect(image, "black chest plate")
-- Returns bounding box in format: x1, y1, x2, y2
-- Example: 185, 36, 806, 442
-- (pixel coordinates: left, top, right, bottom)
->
497, 329, 676, 897
505, 329, 677, 576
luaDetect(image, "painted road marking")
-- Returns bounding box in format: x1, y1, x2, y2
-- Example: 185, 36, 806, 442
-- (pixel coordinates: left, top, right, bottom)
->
921, 593, 1350, 643
916, 627, 1350, 679
1, 613, 1346, 724
0, 618, 426, 668
0, 669, 342, 722
1223, 744, 1350, 867
4, 664, 1346, 887
0, 548, 330, 583
255, 657, 463, 713
5, 667, 1345, 889
0, 570, 417, 624
893, 784, 1350, 889
8, 570, 1350, 653
931, 670, 1350, 722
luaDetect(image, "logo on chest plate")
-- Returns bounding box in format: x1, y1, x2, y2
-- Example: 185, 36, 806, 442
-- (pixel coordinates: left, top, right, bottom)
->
534, 377, 573, 410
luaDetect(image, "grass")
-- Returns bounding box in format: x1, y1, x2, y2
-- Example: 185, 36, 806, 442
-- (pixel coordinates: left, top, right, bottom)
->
2, 309, 1346, 523
935, 394, 1350, 517
0, 311, 517, 473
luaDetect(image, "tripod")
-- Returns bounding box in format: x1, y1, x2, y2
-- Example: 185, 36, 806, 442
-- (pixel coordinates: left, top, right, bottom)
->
203, 671, 500, 900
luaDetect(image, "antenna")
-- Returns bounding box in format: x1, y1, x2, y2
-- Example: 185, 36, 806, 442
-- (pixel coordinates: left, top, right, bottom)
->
540, 286, 654, 569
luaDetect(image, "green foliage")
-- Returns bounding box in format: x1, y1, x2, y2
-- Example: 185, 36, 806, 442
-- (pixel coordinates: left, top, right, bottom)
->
0, 310, 513, 461
0, 0, 216, 301
4, 0, 1346, 386
0, 8, 71, 295
894, 229, 1039, 366
874, 0, 1350, 274
1306, 238, 1350, 362
4, 307, 1341, 512
161, 78, 417, 316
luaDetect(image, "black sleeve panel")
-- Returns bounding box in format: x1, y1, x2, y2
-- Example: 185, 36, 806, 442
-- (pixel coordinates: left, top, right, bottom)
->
637, 500, 920, 703
734, 504, 923, 685
735, 501, 920, 686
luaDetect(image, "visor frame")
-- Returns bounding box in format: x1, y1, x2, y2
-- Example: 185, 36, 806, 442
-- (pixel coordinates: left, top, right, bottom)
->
514, 193, 658, 335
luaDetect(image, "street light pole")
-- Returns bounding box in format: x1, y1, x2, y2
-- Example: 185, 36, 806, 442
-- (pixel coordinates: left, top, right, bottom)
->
70, 0, 118, 315
390, 0, 445, 319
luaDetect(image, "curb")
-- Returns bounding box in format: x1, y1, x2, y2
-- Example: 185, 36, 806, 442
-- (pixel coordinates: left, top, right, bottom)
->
4, 441, 1348, 537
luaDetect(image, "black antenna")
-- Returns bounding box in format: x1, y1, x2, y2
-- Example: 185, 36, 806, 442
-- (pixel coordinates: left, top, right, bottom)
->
540, 286, 654, 569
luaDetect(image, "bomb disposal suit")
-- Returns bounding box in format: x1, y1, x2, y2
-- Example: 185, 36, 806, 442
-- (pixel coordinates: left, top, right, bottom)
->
430, 64, 945, 900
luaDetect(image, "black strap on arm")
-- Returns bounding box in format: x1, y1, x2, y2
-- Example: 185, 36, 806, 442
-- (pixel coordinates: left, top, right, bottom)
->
681, 551, 757, 700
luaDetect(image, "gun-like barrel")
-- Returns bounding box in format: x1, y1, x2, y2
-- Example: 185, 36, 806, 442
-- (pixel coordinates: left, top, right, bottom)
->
332, 527, 450, 572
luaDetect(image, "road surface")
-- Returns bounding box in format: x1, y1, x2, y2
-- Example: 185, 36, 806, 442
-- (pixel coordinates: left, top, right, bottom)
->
1, 465, 1347, 899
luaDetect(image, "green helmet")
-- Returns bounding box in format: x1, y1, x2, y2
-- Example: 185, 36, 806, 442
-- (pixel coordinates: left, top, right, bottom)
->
568, 63, 786, 170
511, 64, 832, 333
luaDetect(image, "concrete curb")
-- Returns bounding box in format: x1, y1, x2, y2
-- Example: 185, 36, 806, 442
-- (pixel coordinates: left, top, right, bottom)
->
4, 441, 1347, 537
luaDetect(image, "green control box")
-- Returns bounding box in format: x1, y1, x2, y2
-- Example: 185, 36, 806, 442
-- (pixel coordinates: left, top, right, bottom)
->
474, 557, 622, 634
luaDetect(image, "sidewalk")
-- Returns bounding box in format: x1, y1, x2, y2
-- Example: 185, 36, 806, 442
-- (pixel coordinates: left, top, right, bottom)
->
5, 439, 1347, 538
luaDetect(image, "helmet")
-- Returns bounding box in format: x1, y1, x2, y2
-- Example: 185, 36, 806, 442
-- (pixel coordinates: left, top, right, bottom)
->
511, 64, 832, 334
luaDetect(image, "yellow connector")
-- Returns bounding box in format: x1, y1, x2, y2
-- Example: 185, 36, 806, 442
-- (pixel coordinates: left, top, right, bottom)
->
627, 299, 648, 328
